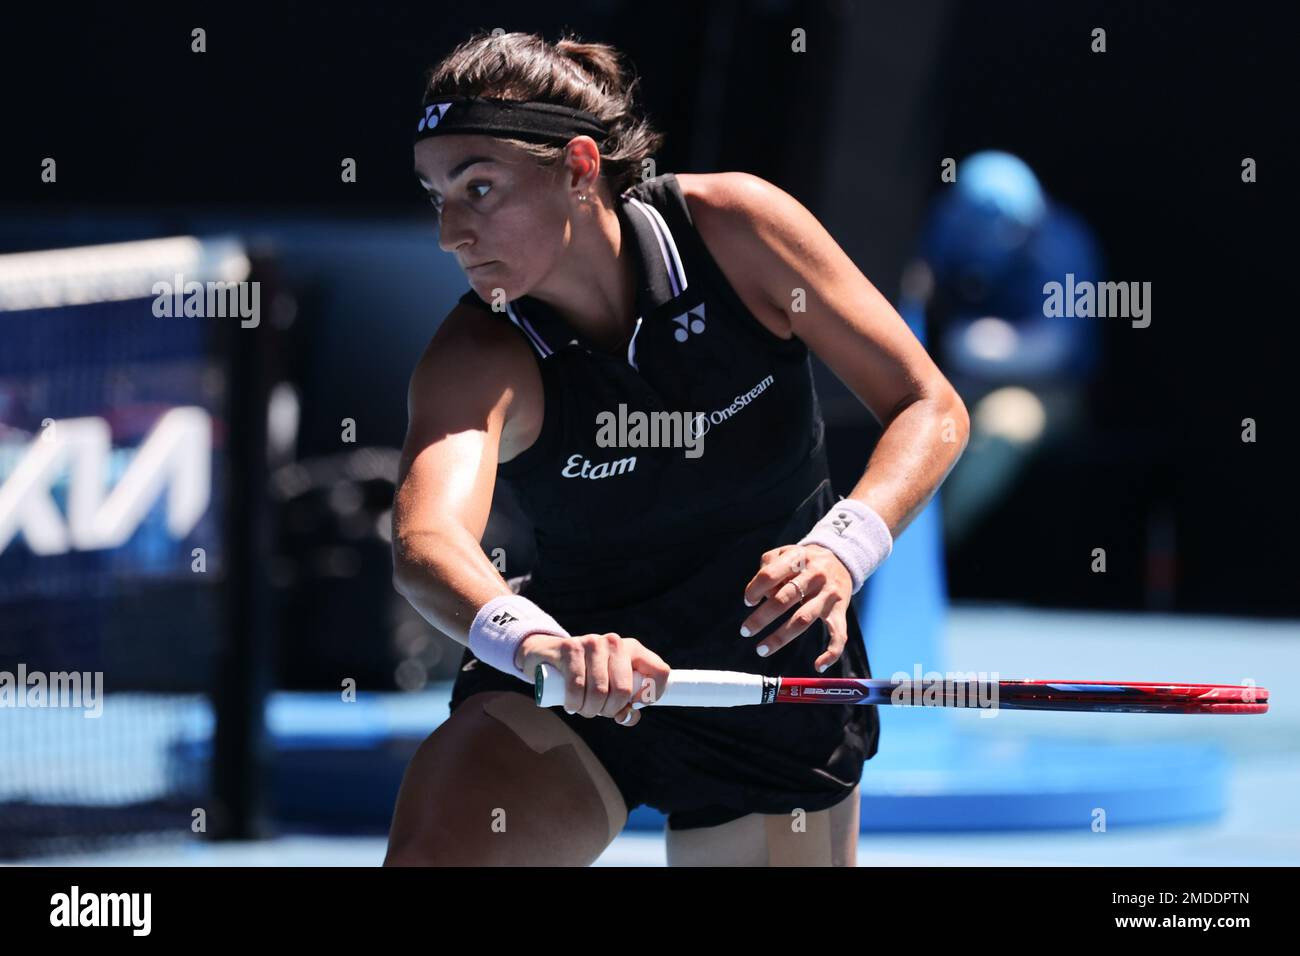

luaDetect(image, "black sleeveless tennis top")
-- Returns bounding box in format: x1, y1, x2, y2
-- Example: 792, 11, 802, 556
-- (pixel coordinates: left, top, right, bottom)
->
458, 173, 835, 611
453, 174, 878, 817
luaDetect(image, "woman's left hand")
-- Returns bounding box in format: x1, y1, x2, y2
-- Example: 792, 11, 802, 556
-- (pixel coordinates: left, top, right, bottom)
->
740, 544, 853, 673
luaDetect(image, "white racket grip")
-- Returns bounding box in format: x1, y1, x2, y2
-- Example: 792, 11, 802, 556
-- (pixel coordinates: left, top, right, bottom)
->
534, 665, 769, 709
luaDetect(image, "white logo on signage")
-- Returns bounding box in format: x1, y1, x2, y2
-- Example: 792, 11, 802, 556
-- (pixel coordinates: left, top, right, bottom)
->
0, 408, 212, 555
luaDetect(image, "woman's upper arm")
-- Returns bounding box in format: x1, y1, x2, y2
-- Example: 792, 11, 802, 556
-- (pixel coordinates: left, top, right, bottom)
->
686, 171, 959, 427
392, 306, 530, 547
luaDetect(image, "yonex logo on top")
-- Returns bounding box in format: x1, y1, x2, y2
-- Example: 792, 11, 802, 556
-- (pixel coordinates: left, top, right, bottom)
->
671, 304, 706, 342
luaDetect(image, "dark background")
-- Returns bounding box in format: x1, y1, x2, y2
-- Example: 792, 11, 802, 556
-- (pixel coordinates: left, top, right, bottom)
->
2, 0, 1292, 616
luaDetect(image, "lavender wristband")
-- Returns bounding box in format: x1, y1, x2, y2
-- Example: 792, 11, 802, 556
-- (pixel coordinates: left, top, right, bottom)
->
797, 497, 893, 595
468, 594, 571, 683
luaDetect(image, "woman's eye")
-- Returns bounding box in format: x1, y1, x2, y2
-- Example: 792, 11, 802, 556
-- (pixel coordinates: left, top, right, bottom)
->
426, 183, 488, 216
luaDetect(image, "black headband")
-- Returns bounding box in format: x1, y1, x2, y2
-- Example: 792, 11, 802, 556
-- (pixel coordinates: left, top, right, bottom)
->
414, 96, 610, 148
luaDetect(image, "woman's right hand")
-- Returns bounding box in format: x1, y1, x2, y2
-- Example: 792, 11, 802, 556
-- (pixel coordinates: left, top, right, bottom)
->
516, 632, 670, 727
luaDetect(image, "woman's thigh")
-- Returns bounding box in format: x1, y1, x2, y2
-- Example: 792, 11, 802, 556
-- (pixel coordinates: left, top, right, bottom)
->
663, 785, 860, 867
384, 690, 629, 866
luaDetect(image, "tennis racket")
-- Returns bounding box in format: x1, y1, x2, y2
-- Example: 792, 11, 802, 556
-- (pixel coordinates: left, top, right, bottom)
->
533, 665, 1268, 714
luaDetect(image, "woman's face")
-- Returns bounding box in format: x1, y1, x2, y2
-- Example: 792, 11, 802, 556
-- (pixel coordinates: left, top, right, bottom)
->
414, 134, 573, 301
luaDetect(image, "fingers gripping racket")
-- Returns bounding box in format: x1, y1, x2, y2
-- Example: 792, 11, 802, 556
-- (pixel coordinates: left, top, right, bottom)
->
533, 665, 1269, 714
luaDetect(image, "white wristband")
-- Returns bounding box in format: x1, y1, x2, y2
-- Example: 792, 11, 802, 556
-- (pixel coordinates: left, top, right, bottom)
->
797, 497, 893, 595
468, 594, 570, 683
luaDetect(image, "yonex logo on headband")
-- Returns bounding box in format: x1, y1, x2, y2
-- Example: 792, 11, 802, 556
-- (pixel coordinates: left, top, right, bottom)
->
413, 96, 610, 146
417, 102, 452, 133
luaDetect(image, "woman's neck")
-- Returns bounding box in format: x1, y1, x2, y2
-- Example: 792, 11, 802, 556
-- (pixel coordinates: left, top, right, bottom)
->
529, 200, 639, 354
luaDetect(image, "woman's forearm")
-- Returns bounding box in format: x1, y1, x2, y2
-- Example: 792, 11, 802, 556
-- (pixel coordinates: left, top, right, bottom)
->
392, 524, 514, 645
846, 391, 970, 536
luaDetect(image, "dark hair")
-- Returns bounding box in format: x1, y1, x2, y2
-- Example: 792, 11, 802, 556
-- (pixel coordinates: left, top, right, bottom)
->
421, 30, 664, 195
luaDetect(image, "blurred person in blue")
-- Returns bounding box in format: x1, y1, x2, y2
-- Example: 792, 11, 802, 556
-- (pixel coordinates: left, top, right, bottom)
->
902, 151, 1103, 545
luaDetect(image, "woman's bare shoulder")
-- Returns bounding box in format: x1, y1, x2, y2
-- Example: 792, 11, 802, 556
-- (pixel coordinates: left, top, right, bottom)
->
673, 173, 795, 342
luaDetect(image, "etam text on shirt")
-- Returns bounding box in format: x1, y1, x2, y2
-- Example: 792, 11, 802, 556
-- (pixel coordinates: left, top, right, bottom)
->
560, 453, 637, 480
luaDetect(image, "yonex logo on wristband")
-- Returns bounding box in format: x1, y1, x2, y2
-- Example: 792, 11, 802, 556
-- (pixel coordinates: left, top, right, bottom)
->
470, 595, 567, 681
799, 500, 893, 596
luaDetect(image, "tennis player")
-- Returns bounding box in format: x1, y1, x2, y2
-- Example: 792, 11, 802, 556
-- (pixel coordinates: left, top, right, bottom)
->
386, 31, 968, 866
